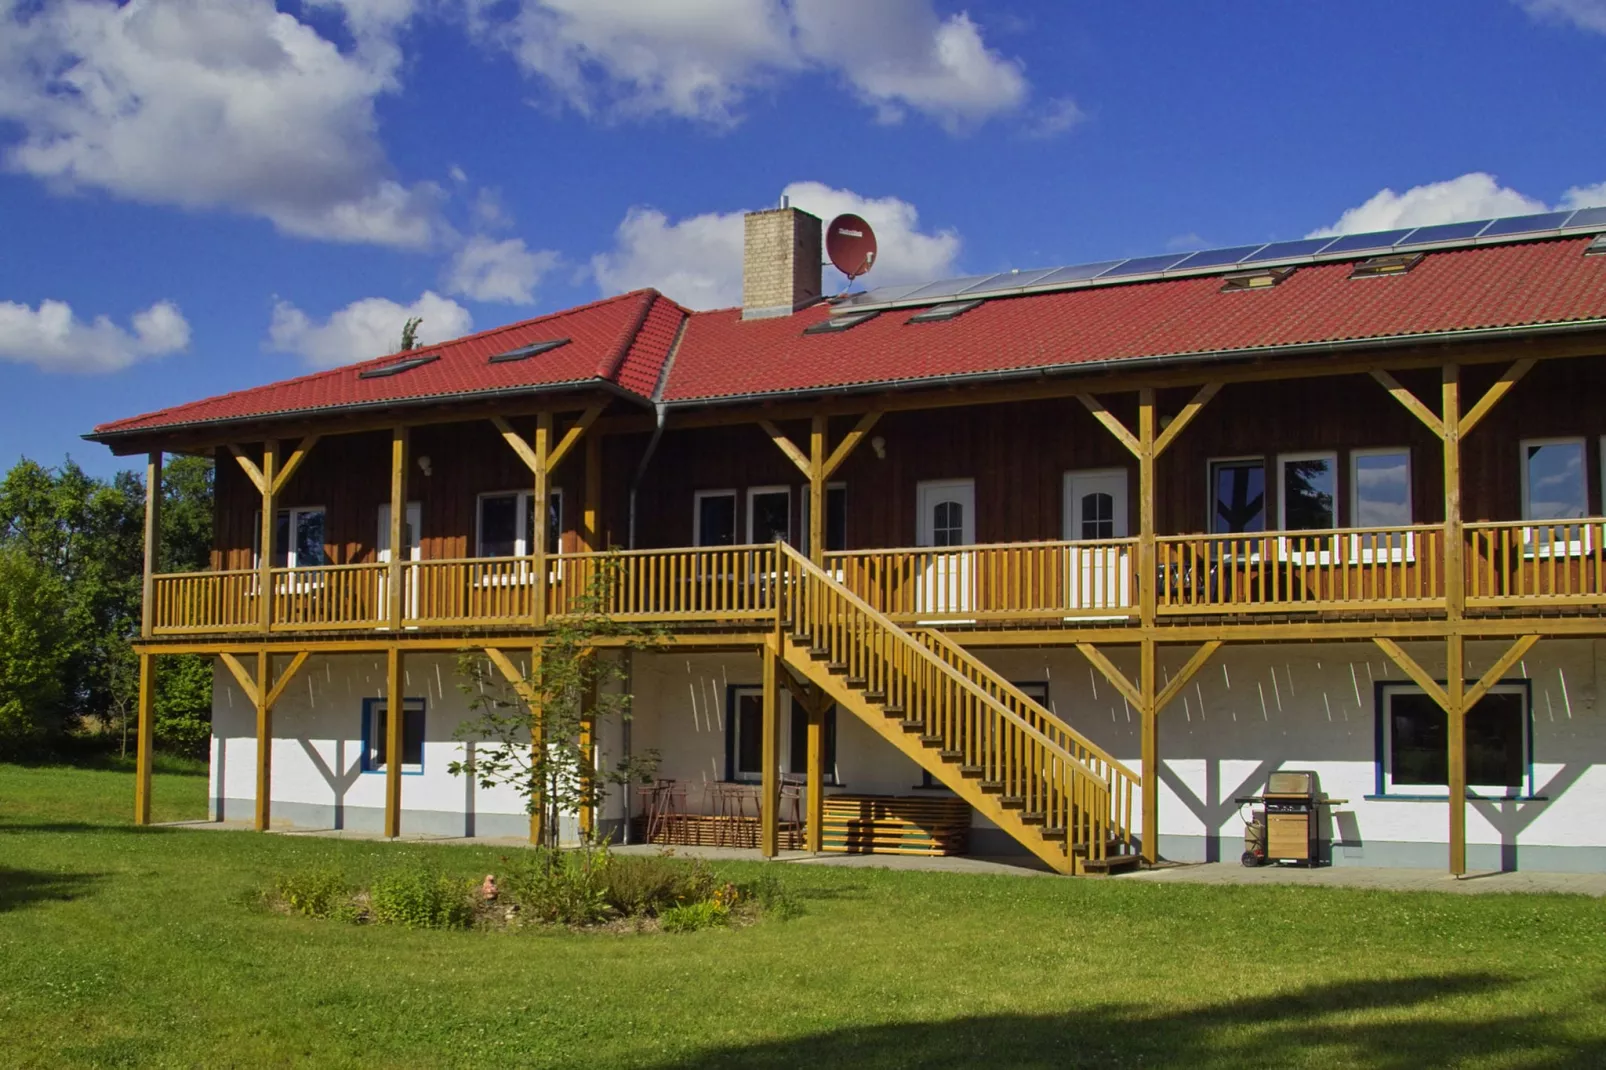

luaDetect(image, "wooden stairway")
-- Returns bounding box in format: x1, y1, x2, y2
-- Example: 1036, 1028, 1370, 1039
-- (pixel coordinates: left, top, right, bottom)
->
777, 543, 1140, 875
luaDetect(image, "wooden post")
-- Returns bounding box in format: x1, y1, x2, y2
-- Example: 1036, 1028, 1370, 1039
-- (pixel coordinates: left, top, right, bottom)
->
533, 413, 552, 627
1442, 365, 1464, 622
388, 427, 408, 631
141, 452, 162, 639
134, 652, 155, 824
1139, 637, 1159, 864
384, 646, 404, 838
578, 672, 596, 840
583, 431, 602, 552
809, 414, 827, 563
1446, 632, 1467, 876
254, 649, 272, 831
760, 637, 780, 856
806, 695, 824, 853
1137, 388, 1157, 628
529, 646, 545, 846
258, 442, 277, 634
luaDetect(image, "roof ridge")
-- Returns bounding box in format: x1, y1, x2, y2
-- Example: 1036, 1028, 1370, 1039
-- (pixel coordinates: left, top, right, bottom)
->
595, 290, 658, 381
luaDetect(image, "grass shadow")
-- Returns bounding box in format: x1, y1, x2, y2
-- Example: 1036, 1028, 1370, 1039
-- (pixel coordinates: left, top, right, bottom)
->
0, 820, 183, 836
640, 973, 1605, 1070
0, 866, 104, 913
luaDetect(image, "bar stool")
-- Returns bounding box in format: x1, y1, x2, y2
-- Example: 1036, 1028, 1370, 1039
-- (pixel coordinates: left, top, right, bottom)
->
779, 775, 805, 847
657, 781, 687, 844
636, 782, 663, 843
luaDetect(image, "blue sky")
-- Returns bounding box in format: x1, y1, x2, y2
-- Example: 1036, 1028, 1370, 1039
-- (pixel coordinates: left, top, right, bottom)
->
2, 0, 1604, 477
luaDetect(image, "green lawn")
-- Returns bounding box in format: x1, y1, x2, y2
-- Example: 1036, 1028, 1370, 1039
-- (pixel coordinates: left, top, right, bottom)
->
1, 765, 1603, 1069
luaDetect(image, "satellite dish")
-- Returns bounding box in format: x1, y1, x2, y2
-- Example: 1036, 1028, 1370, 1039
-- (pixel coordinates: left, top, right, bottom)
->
826, 213, 877, 282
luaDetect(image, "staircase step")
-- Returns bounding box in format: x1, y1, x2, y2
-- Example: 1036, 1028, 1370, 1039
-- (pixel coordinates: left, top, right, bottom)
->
826, 662, 848, 675
882, 704, 904, 717
1018, 812, 1046, 825
808, 648, 830, 661
864, 690, 885, 703
997, 795, 1025, 809
918, 735, 944, 747
1039, 827, 1067, 842
898, 719, 925, 733
957, 765, 984, 778
938, 750, 964, 761
978, 781, 1003, 793
790, 633, 810, 646
846, 676, 866, 689
1079, 854, 1144, 876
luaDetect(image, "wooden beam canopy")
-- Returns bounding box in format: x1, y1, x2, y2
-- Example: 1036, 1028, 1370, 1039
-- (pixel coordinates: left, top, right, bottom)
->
485, 645, 545, 845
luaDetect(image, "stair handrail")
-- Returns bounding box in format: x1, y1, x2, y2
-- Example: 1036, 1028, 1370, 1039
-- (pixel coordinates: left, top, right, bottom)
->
913, 628, 1140, 785
780, 542, 1114, 862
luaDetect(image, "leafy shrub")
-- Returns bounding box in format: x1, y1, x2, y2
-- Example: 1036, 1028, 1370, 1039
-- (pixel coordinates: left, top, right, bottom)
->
500, 847, 611, 926
602, 853, 715, 917
737, 872, 800, 921
368, 867, 475, 930
659, 899, 729, 933
272, 867, 352, 919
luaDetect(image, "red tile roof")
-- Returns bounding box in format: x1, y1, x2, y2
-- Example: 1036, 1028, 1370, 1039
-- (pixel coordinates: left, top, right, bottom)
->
662, 237, 1606, 402
92, 290, 686, 437
90, 236, 1606, 441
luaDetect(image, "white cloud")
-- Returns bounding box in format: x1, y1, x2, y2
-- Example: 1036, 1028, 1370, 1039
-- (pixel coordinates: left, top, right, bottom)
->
496, 0, 1031, 130
267, 291, 472, 369
1024, 96, 1086, 140
0, 298, 189, 373
1517, 0, 1606, 33
1561, 181, 1606, 209
444, 236, 560, 305
1310, 171, 1606, 237
0, 0, 439, 248
592, 180, 960, 309
1308, 173, 1549, 236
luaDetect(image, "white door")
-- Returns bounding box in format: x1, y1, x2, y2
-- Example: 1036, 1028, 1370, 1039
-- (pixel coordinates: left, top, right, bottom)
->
916, 479, 975, 617
377, 502, 422, 626
1064, 470, 1131, 614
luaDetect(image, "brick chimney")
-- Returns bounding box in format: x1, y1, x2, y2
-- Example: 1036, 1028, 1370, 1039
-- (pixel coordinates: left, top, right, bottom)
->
742, 205, 822, 320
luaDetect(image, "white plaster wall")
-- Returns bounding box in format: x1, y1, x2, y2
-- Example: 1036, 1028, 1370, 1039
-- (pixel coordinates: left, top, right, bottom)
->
975, 640, 1606, 861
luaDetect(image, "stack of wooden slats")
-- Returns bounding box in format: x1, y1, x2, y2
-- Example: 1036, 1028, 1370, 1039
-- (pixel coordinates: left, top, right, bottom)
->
820, 795, 970, 856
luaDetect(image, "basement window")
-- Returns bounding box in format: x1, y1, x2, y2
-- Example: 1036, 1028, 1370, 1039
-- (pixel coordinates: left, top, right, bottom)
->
1220, 266, 1295, 292
1349, 253, 1424, 279
1377, 684, 1529, 797
804, 310, 880, 335
358, 354, 439, 379
489, 338, 570, 363
362, 697, 426, 774
908, 299, 984, 323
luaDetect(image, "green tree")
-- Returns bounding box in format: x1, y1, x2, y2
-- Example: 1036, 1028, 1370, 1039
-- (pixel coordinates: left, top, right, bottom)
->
0, 548, 68, 752
450, 557, 662, 845
399, 317, 422, 352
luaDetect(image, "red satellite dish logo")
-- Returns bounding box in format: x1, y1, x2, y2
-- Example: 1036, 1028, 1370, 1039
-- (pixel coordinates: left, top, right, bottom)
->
826, 213, 877, 281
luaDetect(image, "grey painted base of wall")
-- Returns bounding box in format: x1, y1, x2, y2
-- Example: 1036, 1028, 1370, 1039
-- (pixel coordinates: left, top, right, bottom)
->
211, 798, 623, 845
1155, 833, 1606, 874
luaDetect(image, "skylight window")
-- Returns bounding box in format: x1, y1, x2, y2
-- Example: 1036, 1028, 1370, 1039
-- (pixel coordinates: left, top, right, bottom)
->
1587, 234, 1606, 256
358, 354, 439, 379
489, 338, 571, 363
1220, 266, 1295, 292
908, 299, 984, 323
1349, 253, 1425, 279
804, 310, 880, 335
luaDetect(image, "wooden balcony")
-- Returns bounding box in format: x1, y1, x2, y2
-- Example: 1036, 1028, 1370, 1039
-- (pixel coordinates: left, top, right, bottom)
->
144, 521, 1606, 641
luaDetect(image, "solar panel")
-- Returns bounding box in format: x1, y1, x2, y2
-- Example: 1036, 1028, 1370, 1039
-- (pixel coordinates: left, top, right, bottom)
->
1395, 220, 1490, 246
1481, 211, 1575, 237
826, 205, 1606, 315
358, 354, 439, 379
1566, 206, 1606, 230
1318, 229, 1415, 255
1241, 238, 1335, 263
1101, 253, 1194, 277
1171, 244, 1269, 270
489, 338, 570, 363
959, 267, 1059, 295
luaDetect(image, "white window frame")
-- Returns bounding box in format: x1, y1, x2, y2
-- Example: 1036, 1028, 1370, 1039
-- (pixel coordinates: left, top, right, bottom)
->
693, 489, 738, 547
745, 485, 792, 544
1519, 437, 1590, 558
253, 505, 328, 570
1349, 447, 1414, 563
1379, 683, 1529, 798
729, 688, 838, 786
1204, 457, 1268, 570
474, 488, 563, 559
1276, 451, 1339, 565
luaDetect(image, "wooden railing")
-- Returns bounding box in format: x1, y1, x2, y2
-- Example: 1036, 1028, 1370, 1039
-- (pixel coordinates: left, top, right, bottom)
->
412, 557, 537, 626
1155, 525, 1443, 614
149, 569, 259, 634
268, 563, 387, 631
549, 545, 781, 622
1467, 519, 1606, 608
827, 539, 1139, 623
781, 543, 1115, 865
914, 628, 1136, 848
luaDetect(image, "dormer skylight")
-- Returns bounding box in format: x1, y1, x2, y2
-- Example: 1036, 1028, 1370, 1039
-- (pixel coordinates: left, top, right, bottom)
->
1587, 234, 1606, 256
804, 310, 880, 335
1349, 252, 1425, 279
1220, 266, 1295, 292
489, 338, 571, 363
908, 299, 984, 323
358, 354, 439, 379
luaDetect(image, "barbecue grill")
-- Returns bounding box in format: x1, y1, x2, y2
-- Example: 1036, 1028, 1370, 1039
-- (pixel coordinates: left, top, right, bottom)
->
1236, 771, 1345, 867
